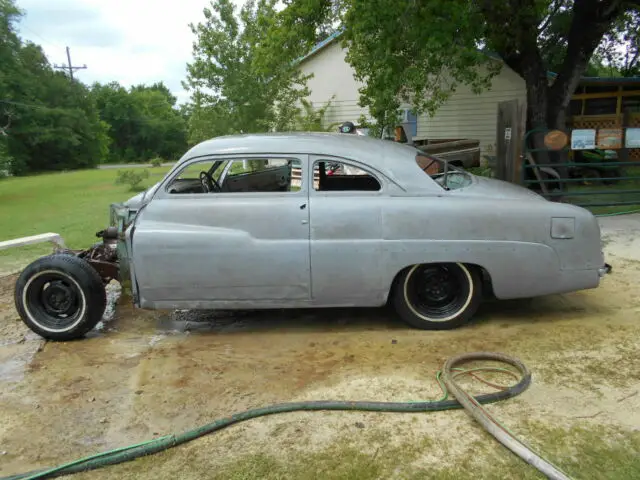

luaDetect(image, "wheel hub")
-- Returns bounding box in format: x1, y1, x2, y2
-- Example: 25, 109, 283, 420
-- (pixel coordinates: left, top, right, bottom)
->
42, 281, 76, 315
422, 270, 454, 303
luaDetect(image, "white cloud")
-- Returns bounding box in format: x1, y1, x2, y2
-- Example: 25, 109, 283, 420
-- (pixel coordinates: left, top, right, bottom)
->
16, 0, 244, 104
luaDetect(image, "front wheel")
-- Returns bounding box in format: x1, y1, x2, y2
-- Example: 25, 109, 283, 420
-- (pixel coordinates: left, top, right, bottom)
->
14, 254, 107, 341
393, 263, 482, 330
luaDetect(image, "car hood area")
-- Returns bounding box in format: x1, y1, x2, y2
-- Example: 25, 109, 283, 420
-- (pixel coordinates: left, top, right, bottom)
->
461, 175, 546, 201
124, 182, 161, 210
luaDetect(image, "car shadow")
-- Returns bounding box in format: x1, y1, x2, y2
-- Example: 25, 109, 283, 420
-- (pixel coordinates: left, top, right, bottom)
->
146, 292, 612, 336
154, 305, 405, 335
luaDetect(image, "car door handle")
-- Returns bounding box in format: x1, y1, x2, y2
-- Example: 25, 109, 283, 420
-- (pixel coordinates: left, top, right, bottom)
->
301, 219, 308, 225
299, 203, 307, 210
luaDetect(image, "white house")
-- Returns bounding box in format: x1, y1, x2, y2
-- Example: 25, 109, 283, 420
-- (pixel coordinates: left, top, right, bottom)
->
297, 32, 527, 158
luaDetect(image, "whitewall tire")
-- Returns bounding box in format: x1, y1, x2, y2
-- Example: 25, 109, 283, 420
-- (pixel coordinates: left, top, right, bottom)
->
14, 254, 107, 341
393, 263, 482, 330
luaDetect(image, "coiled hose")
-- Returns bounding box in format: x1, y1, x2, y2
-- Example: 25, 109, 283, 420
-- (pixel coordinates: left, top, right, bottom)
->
1, 352, 571, 480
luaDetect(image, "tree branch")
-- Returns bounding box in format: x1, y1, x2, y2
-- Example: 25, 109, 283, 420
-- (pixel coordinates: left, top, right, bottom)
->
548, 0, 625, 113
538, 0, 566, 34
624, 49, 640, 75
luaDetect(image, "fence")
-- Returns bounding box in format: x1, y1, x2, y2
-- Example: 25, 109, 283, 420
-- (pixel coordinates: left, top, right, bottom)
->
521, 128, 640, 212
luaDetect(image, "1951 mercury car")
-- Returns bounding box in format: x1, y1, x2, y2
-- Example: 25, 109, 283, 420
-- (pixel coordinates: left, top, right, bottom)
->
13, 133, 611, 340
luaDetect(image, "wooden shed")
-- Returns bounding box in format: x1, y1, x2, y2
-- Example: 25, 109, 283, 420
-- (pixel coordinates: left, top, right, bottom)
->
568, 76, 640, 159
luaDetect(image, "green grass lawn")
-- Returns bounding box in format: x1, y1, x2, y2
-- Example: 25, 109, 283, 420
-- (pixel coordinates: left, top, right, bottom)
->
0, 167, 171, 272
557, 166, 640, 216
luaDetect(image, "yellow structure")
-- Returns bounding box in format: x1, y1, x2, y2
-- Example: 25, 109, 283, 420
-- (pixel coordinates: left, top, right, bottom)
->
569, 77, 640, 158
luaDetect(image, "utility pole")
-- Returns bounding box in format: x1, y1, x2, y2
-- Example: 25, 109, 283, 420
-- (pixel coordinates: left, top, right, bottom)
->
53, 46, 87, 81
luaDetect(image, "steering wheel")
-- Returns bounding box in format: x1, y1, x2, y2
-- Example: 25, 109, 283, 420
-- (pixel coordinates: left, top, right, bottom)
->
199, 171, 221, 193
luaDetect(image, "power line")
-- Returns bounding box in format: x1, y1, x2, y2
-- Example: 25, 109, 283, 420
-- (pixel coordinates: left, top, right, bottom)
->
19, 25, 64, 50
53, 47, 87, 81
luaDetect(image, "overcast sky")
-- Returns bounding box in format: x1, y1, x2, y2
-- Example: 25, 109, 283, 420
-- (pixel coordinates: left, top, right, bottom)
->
16, 0, 243, 104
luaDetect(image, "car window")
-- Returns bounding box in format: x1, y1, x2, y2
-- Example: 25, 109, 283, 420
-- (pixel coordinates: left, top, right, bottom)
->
222, 159, 301, 193
313, 160, 381, 192
166, 158, 224, 194
166, 157, 302, 194
416, 153, 472, 191
173, 160, 217, 180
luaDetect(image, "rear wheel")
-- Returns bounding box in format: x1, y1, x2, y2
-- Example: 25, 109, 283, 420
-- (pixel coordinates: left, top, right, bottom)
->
14, 254, 107, 341
393, 263, 482, 330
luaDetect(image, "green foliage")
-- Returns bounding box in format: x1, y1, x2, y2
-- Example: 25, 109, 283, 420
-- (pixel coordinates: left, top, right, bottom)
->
345, 1, 499, 127
539, 3, 640, 77
149, 157, 164, 167
184, 0, 310, 141
114, 169, 150, 191
0, 137, 12, 178
467, 165, 493, 177
0, 0, 110, 175
263, 0, 640, 134
294, 98, 339, 132
593, 9, 640, 77
0, 0, 187, 175
260, 0, 499, 129
91, 81, 188, 163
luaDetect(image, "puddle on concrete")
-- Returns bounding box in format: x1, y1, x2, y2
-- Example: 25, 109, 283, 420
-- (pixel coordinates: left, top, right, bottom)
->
0, 340, 42, 383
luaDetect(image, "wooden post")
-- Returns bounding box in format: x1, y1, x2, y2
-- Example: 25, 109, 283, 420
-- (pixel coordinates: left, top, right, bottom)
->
616, 86, 623, 121
496, 99, 519, 182
620, 108, 630, 162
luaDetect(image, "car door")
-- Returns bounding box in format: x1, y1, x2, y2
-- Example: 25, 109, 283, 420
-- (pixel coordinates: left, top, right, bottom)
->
308, 155, 386, 306
130, 155, 311, 307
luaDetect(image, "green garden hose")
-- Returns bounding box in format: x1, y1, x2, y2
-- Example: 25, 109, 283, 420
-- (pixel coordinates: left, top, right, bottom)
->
1, 352, 570, 480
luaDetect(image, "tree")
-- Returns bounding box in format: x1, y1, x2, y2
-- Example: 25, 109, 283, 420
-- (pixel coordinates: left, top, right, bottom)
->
0, 0, 110, 175
593, 9, 640, 76
91, 81, 188, 162
260, 0, 640, 155
184, 0, 310, 139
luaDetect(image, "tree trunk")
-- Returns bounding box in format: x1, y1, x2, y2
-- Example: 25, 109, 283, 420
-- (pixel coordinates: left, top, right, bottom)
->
521, 56, 551, 166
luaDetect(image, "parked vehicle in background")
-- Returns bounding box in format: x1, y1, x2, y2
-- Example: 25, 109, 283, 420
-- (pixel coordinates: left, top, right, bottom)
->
14, 133, 610, 341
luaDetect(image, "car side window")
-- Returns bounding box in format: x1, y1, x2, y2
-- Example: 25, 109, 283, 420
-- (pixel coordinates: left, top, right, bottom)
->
220, 158, 301, 193
166, 158, 223, 195
166, 157, 302, 194
313, 160, 381, 192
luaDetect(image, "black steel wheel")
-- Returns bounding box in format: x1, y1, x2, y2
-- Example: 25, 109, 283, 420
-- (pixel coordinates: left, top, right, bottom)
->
14, 254, 106, 341
393, 263, 482, 330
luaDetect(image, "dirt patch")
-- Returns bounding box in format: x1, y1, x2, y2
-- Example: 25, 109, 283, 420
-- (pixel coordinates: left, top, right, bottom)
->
1, 217, 640, 478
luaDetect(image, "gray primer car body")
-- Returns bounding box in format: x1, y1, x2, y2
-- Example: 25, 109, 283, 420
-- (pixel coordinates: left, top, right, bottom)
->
114, 132, 607, 310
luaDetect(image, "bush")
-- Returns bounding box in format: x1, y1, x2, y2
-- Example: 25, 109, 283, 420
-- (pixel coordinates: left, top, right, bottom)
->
467, 166, 494, 177
149, 157, 164, 167
115, 169, 150, 191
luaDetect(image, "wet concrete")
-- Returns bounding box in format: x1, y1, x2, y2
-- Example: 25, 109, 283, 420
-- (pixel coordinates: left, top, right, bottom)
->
1, 216, 639, 478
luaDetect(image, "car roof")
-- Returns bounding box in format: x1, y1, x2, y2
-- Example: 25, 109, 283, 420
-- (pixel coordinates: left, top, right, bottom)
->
179, 132, 440, 193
